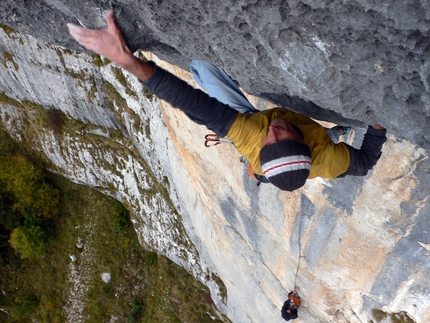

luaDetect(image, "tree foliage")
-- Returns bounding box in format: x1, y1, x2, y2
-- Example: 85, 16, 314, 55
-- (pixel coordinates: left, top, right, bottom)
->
0, 155, 59, 218
0, 128, 60, 260
9, 225, 48, 259
113, 200, 129, 234
10, 294, 39, 320
0, 188, 21, 230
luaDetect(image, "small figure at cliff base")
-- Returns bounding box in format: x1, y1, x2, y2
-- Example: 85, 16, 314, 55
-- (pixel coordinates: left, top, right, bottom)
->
67, 10, 387, 192
281, 290, 302, 321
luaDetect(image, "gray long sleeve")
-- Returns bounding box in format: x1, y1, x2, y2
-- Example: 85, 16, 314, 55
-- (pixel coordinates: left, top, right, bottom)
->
341, 126, 387, 177
141, 62, 238, 137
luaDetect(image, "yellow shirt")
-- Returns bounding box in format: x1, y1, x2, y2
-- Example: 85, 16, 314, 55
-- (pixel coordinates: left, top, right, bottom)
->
226, 108, 350, 179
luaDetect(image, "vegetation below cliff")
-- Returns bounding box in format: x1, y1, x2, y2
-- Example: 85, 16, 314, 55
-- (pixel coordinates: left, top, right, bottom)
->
0, 14, 428, 321
0, 128, 227, 323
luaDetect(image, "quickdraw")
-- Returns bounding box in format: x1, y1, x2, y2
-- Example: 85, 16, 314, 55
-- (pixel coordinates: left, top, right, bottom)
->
204, 134, 233, 147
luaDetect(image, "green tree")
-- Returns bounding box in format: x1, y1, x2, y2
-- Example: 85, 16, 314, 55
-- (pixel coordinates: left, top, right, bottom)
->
10, 294, 39, 320
0, 155, 59, 218
0, 232, 10, 266
113, 201, 129, 234
0, 188, 22, 230
0, 127, 18, 156
33, 182, 60, 218
9, 225, 47, 259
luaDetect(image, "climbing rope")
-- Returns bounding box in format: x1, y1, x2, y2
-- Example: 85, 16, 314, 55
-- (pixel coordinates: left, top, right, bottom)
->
205, 136, 305, 288
293, 192, 306, 290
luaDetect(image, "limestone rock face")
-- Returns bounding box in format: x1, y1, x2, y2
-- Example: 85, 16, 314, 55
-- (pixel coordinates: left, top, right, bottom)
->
2, 0, 430, 147
0, 2, 430, 323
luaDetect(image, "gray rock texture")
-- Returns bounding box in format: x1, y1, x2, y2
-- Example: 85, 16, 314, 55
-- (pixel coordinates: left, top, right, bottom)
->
1, 0, 430, 147
1, 1, 430, 323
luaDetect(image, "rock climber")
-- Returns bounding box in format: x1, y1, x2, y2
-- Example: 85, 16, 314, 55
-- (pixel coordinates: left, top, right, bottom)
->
281, 289, 302, 321
67, 10, 387, 192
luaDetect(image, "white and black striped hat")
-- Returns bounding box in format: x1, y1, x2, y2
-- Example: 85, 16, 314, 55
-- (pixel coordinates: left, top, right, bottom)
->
260, 140, 312, 191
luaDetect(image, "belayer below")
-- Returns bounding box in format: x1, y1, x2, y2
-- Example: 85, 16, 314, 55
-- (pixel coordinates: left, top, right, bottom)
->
67, 10, 387, 192
281, 290, 302, 321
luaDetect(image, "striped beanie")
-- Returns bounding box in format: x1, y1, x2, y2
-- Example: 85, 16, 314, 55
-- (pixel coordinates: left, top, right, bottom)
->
260, 140, 312, 191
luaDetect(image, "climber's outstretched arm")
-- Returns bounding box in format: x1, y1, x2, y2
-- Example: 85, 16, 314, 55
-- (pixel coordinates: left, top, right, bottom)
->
67, 10, 154, 81
67, 10, 239, 137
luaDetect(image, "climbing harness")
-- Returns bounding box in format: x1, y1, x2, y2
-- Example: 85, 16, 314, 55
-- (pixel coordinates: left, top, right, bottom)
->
204, 134, 234, 147
204, 134, 265, 185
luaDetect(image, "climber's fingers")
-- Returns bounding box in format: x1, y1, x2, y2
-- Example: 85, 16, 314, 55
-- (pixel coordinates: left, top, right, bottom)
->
67, 10, 132, 65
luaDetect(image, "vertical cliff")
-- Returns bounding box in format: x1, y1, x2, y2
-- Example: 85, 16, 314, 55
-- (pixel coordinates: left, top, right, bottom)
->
1, 1, 430, 323
1, 0, 430, 147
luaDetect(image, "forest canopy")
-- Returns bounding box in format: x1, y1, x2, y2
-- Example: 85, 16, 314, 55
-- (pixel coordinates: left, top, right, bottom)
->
0, 130, 59, 260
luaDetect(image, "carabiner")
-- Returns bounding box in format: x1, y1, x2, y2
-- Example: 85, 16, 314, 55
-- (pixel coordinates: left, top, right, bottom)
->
205, 134, 221, 147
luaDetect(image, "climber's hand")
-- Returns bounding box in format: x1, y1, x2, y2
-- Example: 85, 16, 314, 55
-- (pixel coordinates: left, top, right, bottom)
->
67, 10, 154, 81
67, 10, 134, 69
